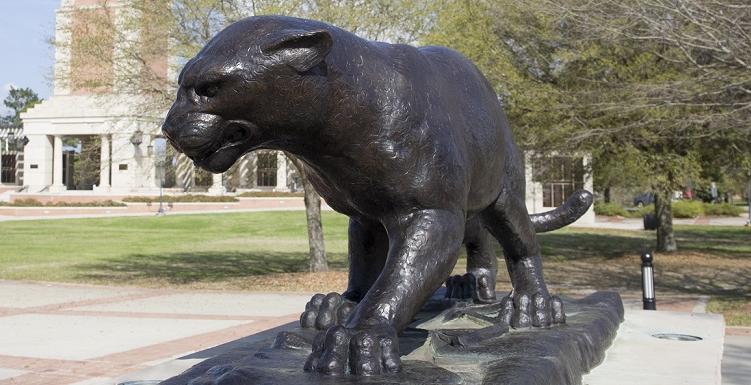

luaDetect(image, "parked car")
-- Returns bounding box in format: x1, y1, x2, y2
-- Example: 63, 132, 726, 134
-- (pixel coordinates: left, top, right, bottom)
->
633, 192, 655, 207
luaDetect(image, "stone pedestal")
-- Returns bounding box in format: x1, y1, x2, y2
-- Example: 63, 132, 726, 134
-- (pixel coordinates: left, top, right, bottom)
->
160, 292, 626, 385
582, 310, 724, 385
108, 294, 725, 385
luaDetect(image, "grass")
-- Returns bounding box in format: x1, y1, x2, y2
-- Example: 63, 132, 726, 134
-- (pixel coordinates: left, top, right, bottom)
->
532, 226, 751, 296
0, 212, 349, 287
707, 297, 751, 326
0, 212, 749, 322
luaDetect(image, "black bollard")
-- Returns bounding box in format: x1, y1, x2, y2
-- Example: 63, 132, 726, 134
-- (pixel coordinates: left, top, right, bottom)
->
641, 250, 656, 310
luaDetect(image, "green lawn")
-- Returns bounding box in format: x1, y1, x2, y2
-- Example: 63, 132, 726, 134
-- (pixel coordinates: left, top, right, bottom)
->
1, 212, 749, 323
0, 212, 350, 285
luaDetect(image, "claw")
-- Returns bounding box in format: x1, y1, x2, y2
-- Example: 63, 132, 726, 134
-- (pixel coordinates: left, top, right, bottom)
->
380, 337, 401, 373
304, 323, 400, 376
499, 291, 565, 329
551, 295, 566, 324
512, 293, 532, 328
445, 271, 497, 303
300, 292, 357, 330
532, 292, 550, 327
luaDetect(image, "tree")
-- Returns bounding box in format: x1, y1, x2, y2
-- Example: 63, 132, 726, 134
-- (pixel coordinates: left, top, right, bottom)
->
592, 147, 651, 203
423, 1, 750, 251
421, 1, 569, 151
3, 87, 42, 126
538, 0, 751, 250
287, 153, 328, 272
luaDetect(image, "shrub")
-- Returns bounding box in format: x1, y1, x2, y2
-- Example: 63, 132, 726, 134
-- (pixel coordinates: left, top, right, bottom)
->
594, 202, 627, 217
703, 203, 744, 217
587, 200, 742, 218
2, 198, 44, 207
624, 204, 654, 218
0, 198, 126, 207
122, 194, 238, 203
672, 200, 704, 218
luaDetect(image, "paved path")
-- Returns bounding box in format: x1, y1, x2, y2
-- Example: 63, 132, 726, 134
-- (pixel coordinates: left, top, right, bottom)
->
584, 215, 749, 230
0, 197, 314, 222
0, 197, 347, 222
0, 280, 748, 384
0, 281, 310, 385
723, 335, 751, 385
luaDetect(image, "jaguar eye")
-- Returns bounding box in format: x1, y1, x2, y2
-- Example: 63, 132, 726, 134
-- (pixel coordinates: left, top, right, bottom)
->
195, 82, 220, 98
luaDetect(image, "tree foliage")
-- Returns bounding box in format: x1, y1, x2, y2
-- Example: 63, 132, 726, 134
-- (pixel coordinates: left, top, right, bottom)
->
423, 1, 750, 250
3, 87, 42, 126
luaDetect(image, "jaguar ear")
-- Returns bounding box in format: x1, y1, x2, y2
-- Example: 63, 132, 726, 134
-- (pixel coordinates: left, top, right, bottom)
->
260, 29, 333, 72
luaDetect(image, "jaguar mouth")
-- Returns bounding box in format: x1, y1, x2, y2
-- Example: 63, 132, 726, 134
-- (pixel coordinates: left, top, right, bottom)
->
189, 121, 257, 172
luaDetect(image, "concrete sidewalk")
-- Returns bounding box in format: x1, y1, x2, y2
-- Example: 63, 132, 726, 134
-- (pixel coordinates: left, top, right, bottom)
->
0, 281, 311, 385
0, 280, 748, 384
586, 215, 749, 230
0, 197, 316, 222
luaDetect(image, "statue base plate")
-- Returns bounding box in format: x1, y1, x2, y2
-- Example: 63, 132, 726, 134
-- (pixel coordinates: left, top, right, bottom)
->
160, 291, 624, 385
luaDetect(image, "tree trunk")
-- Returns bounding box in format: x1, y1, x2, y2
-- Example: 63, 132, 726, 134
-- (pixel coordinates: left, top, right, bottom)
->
286, 153, 328, 272
654, 190, 677, 252
603, 186, 611, 203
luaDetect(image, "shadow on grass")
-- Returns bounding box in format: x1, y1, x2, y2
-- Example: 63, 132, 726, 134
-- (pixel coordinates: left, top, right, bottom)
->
76, 251, 347, 285
539, 227, 751, 259
674, 227, 751, 258
533, 229, 751, 296
541, 260, 751, 296
74, 228, 748, 294
538, 232, 649, 260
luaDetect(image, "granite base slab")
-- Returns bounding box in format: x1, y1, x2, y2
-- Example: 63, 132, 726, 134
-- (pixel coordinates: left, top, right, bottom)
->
160, 291, 624, 385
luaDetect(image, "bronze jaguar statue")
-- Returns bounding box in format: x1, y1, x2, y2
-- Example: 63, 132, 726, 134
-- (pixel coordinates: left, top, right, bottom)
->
162, 15, 592, 377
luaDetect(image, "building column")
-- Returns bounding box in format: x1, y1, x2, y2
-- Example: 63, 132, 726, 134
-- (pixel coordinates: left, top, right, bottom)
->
579, 155, 596, 226
274, 151, 289, 192
523, 152, 539, 214
49, 135, 66, 192
176, 153, 194, 191
208, 172, 225, 195
96, 135, 111, 191
0, 137, 4, 183
237, 153, 254, 189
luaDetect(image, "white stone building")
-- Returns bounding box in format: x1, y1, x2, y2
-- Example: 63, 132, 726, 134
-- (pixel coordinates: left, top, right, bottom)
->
19, 0, 295, 195
12, 0, 594, 225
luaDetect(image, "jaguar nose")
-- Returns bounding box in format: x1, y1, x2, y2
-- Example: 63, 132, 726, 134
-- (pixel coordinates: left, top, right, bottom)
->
161, 119, 181, 144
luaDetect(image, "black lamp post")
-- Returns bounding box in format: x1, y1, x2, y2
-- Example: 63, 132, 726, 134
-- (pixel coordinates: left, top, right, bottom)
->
641, 249, 656, 310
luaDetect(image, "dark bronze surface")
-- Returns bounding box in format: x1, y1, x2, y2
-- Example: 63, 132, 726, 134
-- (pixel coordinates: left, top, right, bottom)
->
162, 16, 593, 377
160, 291, 623, 385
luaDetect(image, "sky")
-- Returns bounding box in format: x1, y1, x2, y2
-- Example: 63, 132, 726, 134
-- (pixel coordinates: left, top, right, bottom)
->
0, 0, 60, 116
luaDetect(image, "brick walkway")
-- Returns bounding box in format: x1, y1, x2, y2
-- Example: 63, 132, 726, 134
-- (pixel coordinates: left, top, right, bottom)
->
0, 280, 747, 384
0, 281, 310, 385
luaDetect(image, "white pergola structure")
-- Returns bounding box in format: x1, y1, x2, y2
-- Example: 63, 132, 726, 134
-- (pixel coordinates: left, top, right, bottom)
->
21, 95, 169, 193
